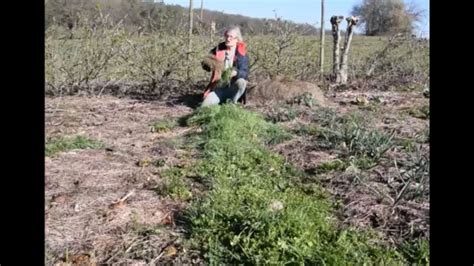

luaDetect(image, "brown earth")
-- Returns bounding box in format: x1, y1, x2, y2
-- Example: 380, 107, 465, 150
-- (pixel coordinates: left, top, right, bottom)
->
45, 82, 429, 264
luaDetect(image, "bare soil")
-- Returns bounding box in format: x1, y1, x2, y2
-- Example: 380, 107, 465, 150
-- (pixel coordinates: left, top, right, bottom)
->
45, 83, 429, 264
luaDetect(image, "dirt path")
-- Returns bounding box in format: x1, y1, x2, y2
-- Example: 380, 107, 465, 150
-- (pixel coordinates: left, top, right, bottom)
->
45, 96, 196, 264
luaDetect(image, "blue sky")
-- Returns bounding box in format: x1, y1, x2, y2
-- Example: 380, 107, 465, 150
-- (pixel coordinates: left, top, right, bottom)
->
160, 0, 429, 37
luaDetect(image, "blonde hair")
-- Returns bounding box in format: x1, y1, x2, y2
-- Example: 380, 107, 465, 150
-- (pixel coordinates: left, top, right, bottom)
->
224, 25, 243, 42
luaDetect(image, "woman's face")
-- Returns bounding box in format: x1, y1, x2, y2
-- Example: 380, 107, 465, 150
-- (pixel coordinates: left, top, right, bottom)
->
225, 30, 238, 48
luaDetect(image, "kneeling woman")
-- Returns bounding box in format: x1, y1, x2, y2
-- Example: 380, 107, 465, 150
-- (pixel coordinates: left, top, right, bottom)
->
201, 26, 249, 106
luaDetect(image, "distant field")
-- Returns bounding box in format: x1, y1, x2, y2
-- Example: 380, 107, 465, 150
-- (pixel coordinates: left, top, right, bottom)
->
45, 26, 428, 95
